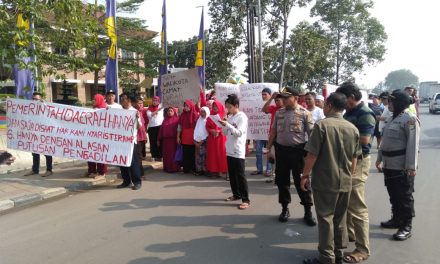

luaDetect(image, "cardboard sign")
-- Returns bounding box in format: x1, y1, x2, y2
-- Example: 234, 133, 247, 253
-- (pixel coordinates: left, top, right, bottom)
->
161, 68, 201, 108
215, 83, 279, 140
6, 99, 137, 166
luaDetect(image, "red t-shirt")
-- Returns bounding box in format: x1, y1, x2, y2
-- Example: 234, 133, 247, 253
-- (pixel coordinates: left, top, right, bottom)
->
267, 105, 280, 129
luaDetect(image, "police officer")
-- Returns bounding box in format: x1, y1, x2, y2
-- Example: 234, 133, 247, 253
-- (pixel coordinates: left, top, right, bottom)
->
376, 89, 420, 241
267, 86, 316, 226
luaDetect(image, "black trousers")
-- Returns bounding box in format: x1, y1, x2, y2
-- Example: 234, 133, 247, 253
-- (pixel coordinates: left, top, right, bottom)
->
32, 153, 52, 173
120, 144, 142, 185
148, 126, 162, 159
227, 156, 250, 203
136, 143, 145, 176
383, 169, 415, 227
182, 144, 196, 173
275, 144, 313, 207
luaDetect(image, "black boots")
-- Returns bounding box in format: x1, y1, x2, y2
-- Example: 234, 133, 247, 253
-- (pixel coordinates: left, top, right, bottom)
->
393, 220, 412, 241
279, 208, 290, 223
304, 206, 317, 226
380, 218, 399, 229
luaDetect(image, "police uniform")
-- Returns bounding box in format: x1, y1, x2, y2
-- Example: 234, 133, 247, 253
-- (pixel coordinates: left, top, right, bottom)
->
271, 87, 315, 225
377, 100, 420, 240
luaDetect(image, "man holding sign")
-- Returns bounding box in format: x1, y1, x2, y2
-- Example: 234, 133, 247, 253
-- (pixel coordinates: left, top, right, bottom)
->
23, 92, 53, 177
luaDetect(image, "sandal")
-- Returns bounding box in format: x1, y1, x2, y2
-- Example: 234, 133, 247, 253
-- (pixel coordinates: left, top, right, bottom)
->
224, 196, 240, 202
343, 250, 369, 263
238, 203, 250, 210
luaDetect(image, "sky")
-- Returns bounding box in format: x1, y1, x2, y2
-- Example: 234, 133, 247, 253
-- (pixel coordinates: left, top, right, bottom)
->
123, 0, 440, 89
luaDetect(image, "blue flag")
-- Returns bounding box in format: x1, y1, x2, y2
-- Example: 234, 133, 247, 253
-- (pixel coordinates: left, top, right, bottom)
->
158, 0, 168, 99
105, 0, 118, 96
14, 14, 34, 100
195, 10, 205, 92
14, 57, 35, 100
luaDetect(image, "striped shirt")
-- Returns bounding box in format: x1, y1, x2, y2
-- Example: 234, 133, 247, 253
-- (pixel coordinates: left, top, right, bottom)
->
344, 102, 376, 155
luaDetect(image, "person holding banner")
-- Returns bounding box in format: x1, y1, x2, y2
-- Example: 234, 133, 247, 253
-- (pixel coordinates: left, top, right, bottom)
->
24, 92, 53, 178
305, 92, 326, 123
177, 100, 199, 174
252, 88, 273, 177
105, 90, 122, 109
117, 93, 142, 190
137, 96, 149, 159
219, 94, 250, 210
146, 96, 164, 162
84, 94, 108, 179
206, 101, 228, 178
133, 97, 148, 178
194, 107, 210, 176
158, 107, 181, 173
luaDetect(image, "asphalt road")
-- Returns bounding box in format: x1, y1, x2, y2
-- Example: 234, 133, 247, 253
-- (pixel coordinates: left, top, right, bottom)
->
0, 106, 439, 264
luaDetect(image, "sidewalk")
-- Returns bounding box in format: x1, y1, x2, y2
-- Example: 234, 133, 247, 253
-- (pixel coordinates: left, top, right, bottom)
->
0, 139, 163, 213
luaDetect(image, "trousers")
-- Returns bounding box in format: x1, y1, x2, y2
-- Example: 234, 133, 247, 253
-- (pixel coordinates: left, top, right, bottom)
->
347, 155, 370, 255
254, 140, 272, 173
32, 154, 52, 173
120, 144, 142, 185
274, 144, 313, 207
227, 156, 249, 203
383, 169, 415, 228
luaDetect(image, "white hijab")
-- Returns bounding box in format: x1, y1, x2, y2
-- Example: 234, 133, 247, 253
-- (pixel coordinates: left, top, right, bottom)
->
194, 106, 210, 142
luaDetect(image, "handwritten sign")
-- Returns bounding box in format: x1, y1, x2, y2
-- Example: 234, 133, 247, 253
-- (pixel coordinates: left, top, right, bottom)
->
215, 83, 278, 140
6, 99, 137, 166
161, 68, 200, 108
214, 83, 240, 103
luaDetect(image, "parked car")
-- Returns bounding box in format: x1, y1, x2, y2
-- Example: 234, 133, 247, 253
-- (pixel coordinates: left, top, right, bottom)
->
429, 93, 440, 114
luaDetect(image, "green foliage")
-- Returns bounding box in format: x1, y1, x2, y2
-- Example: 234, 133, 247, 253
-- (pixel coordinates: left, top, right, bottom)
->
166, 33, 234, 88
384, 69, 419, 91
311, 0, 387, 84
285, 21, 332, 90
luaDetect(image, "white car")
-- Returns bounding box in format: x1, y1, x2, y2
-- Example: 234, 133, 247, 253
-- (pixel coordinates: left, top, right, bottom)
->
429, 93, 440, 114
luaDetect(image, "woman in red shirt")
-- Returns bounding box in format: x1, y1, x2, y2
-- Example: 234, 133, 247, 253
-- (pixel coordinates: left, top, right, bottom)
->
206, 100, 228, 178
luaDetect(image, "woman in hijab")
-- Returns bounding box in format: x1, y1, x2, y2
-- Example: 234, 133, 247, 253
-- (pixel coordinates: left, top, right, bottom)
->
194, 106, 210, 176
84, 94, 108, 179
205, 100, 228, 178
177, 100, 199, 174
158, 107, 181, 173
146, 96, 164, 161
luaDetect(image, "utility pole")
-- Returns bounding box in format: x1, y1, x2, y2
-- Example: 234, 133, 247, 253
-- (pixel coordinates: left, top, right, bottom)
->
257, 0, 264, 83
93, 0, 99, 96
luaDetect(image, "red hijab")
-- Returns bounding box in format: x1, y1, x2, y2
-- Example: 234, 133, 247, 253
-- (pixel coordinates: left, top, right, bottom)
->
211, 100, 226, 119
94, 94, 106, 109
179, 100, 199, 129
147, 96, 160, 112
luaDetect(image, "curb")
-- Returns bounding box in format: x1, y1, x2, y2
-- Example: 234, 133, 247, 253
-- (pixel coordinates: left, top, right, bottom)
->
0, 164, 160, 214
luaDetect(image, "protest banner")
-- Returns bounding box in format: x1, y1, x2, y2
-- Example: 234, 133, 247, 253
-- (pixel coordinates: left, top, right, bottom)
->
214, 83, 240, 103
161, 68, 201, 108
215, 83, 278, 140
6, 99, 137, 166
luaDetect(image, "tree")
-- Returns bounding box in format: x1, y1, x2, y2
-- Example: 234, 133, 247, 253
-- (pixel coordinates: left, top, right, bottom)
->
167, 34, 234, 88
371, 81, 386, 95
0, 0, 101, 85
284, 21, 332, 90
384, 69, 419, 91
265, 0, 311, 88
311, 0, 387, 85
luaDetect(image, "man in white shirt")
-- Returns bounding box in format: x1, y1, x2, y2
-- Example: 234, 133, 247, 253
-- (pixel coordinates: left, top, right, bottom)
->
106, 90, 122, 109
219, 94, 250, 210
117, 93, 142, 190
305, 92, 325, 123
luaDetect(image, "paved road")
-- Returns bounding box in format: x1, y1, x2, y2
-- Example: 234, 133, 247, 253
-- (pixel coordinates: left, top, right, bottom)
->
0, 106, 439, 264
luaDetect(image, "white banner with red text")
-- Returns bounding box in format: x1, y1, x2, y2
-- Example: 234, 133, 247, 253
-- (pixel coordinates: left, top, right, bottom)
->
6, 99, 137, 166
215, 83, 278, 140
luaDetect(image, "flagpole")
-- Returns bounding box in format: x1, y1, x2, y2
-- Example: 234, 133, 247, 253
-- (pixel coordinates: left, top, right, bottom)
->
115, 2, 119, 103
196, 6, 205, 91
27, 12, 38, 93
